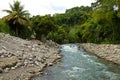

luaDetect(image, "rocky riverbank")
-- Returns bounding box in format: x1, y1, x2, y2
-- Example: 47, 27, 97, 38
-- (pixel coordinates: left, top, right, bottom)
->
0, 33, 62, 80
80, 43, 120, 65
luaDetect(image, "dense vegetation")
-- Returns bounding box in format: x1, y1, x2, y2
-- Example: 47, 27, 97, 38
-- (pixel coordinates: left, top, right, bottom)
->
0, 0, 120, 44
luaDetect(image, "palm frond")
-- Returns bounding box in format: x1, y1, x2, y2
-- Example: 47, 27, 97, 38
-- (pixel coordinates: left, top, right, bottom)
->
3, 0, 30, 26
9, 3, 14, 11
2, 10, 12, 14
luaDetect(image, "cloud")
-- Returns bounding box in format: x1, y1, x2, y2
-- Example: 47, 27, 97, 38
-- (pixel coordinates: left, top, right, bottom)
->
0, 0, 95, 18
50, 4, 65, 11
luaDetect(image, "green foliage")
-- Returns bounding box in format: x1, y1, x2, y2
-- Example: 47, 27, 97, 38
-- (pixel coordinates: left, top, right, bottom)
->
31, 15, 57, 40
2, 0, 30, 38
53, 6, 92, 26
17, 25, 32, 39
47, 26, 68, 44
68, 28, 79, 43
0, 19, 10, 34
48, 6, 93, 43
83, 0, 120, 44
2, 0, 120, 44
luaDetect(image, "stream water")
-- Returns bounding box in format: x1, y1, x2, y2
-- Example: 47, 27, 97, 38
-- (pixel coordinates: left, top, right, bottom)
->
33, 44, 120, 80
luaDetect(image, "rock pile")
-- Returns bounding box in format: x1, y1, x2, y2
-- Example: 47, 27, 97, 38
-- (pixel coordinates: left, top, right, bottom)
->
0, 33, 62, 80
81, 43, 120, 65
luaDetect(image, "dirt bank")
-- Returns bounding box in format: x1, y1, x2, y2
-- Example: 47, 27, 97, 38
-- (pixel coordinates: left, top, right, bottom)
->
80, 43, 120, 65
0, 33, 62, 80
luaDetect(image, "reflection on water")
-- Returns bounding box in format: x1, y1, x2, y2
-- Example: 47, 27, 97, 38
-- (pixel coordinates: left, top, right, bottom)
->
33, 44, 120, 80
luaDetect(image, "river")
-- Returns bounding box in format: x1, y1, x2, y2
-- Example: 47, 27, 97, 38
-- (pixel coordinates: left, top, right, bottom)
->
33, 44, 120, 80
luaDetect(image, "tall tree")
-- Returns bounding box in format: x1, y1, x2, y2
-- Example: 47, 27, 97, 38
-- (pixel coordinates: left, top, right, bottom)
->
2, 0, 30, 36
90, 0, 120, 43
31, 15, 57, 40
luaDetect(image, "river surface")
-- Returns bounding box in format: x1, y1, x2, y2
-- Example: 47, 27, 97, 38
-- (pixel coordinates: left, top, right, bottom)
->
33, 44, 120, 80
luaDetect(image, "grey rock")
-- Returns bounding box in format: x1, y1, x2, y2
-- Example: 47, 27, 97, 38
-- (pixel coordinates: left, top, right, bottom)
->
28, 70, 35, 74
24, 61, 28, 65
49, 63, 53, 66
27, 46, 32, 48
57, 55, 61, 59
11, 67, 15, 70
1, 55, 4, 58
37, 57, 42, 62
23, 54, 28, 59
4, 53, 8, 57
34, 61, 39, 66
4, 68, 10, 72
32, 48, 35, 51
8, 54, 12, 57
0, 68, 4, 73
0, 49, 7, 53
0, 33, 61, 79
28, 57, 33, 61
29, 61, 34, 64
16, 62, 22, 67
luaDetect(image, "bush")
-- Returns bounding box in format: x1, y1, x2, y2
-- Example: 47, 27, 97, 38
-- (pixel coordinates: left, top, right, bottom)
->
68, 29, 79, 43
17, 25, 32, 39
47, 26, 68, 44
0, 19, 10, 34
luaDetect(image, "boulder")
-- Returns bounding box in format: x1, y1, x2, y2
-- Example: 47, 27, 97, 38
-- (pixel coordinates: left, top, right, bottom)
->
0, 56, 18, 69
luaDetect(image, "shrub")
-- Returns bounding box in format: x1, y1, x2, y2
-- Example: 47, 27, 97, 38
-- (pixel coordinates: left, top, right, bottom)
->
0, 19, 10, 34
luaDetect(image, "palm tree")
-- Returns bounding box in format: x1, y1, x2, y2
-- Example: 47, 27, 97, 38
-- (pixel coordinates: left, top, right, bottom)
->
2, 0, 30, 36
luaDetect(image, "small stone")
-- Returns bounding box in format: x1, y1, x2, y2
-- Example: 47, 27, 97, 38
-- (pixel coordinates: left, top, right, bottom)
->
49, 63, 53, 66
0, 68, 4, 73
16, 63, 21, 67
43, 57, 46, 60
33, 44, 38, 47
8, 54, 12, 57
24, 77, 30, 80
37, 57, 42, 62
11, 67, 15, 70
1, 55, 4, 58
0, 49, 7, 54
23, 54, 28, 59
32, 64, 34, 66
24, 61, 28, 66
34, 61, 39, 66
32, 48, 35, 51
18, 57, 23, 60
27, 46, 32, 48
29, 61, 34, 64
5, 68, 10, 72
41, 59, 45, 63
4, 54, 8, 57
14, 65, 18, 68
28, 57, 33, 61
57, 55, 61, 59
28, 70, 35, 74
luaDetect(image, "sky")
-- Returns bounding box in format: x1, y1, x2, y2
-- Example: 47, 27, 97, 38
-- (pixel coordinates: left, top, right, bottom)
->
0, 0, 95, 18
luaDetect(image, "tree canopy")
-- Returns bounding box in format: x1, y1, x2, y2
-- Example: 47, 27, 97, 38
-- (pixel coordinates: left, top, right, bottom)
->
1, 0, 120, 44
2, 0, 30, 37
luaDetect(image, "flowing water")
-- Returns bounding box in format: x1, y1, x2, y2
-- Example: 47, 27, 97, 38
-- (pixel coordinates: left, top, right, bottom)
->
33, 44, 120, 80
